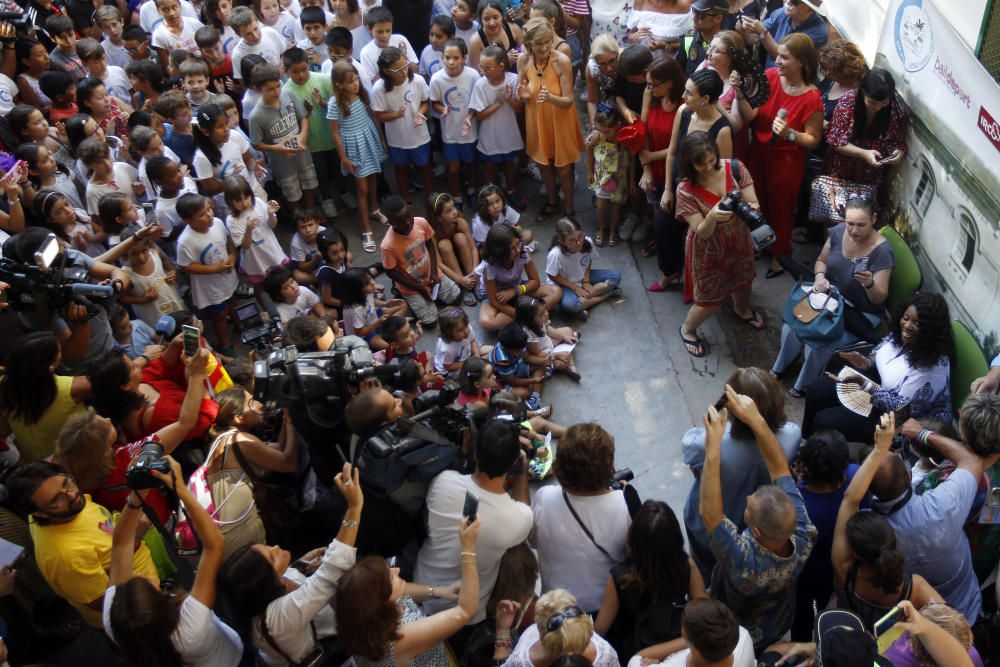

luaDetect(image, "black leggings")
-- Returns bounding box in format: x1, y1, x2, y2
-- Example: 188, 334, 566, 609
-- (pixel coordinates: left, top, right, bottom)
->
803, 374, 884, 442
655, 204, 687, 277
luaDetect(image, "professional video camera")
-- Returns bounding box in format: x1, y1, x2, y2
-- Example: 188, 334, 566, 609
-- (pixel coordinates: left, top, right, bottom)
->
235, 297, 283, 352
0, 233, 115, 315
354, 381, 476, 497
0, 8, 38, 35
253, 336, 398, 418
125, 440, 172, 490
717, 189, 776, 253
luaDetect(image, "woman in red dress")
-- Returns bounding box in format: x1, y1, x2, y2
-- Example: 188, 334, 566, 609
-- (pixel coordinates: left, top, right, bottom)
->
735, 32, 823, 277
675, 131, 764, 358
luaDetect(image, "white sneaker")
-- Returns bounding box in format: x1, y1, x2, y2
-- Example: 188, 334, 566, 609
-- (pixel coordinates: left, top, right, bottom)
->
361, 231, 376, 253
619, 214, 639, 241
631, 218, 651, 243
322, 199, 339, 218
339, 191, 358, 209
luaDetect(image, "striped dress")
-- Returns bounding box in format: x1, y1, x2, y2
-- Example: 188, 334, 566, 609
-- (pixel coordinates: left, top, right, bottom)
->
326, 95, 385, 178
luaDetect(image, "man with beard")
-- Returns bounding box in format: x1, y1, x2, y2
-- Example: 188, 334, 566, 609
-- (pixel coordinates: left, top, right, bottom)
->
8, 462, 160, 628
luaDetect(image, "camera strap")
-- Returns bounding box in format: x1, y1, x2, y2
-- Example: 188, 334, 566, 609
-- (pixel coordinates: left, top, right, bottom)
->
561, 490, 613, 560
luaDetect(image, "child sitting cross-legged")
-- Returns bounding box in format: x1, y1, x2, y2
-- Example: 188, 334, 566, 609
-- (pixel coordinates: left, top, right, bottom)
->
514, 294, 580, 382
315, 227, 353, 315
433, 307, 491, 378
288, 208, 326, 286
476, 223, 560, 332
338, 267, 407, 350
261, 266, 326, 324
488, 323, 547, 411
545, 216, 622, 320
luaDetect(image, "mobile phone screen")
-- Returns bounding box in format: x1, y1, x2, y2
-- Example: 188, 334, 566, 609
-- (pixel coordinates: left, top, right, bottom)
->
463, 490, 479, 523
873, 606, 903, 637
182, 324, 200, 357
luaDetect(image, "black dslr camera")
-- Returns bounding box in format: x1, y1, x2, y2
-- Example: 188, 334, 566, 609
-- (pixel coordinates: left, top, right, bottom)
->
718, 190, 776, 252
609, 468, 634, 490
125, 441, 171, 490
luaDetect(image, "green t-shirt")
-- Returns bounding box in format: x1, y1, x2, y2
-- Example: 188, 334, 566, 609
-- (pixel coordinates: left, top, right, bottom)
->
282, 72, 335, 153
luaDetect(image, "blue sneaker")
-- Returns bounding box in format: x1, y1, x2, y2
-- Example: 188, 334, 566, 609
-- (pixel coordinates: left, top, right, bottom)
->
526, 392, 541, 411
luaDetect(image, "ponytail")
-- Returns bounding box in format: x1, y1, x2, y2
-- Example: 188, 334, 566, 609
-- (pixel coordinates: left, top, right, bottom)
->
846, 512, 904, 593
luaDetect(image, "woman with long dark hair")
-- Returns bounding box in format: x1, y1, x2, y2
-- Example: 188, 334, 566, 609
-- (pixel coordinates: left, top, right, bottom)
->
219, 463, 365, 666
804, 292, 956, 441
830, 415, 941, 630
0, 332, 89, 462
594, 500, 706, 663
824, 67, 907, 195
105, 448, 241, 667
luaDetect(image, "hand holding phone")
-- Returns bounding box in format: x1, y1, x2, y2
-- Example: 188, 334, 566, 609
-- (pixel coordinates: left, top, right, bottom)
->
463, 490, 479, 523
181, 324, 200, 357
873, 605, 904, 637
852, 256, 869, 275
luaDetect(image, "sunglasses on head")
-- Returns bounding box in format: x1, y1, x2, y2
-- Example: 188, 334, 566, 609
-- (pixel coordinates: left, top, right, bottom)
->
847, 192, 873, 202
546, 606, 584, 633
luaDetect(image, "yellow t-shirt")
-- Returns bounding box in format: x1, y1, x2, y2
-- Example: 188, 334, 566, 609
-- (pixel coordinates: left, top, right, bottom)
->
6, 375, 86, 462
30, 496, 159, 628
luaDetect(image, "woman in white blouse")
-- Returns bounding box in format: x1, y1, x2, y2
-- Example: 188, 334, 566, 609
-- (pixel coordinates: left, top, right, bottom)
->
218, 463, 363, 666
804, 292, 955, 442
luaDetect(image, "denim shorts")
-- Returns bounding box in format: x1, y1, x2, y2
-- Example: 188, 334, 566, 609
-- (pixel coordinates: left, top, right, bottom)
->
565, 33, 583, 66
443, 141, 477, 163
478, 149, 520, 164
388, 142, 432, 167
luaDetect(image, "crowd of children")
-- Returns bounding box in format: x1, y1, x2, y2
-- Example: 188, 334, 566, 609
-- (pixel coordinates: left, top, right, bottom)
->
3, 0, 629, 417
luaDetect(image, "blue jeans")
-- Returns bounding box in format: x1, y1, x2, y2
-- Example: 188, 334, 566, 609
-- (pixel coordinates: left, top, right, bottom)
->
560, 268, 621, 313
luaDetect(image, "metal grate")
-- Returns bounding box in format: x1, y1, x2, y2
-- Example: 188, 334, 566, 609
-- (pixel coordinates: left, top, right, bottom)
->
980, 0, 1000, 85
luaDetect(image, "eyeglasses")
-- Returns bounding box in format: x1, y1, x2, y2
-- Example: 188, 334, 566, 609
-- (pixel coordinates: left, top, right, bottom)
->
645, 79, 666, 89
546, 606, 584, 633
846, 192, 873, 202
387, 62, 409, 73
595, 57, 618, 69
42, 475, 79, 512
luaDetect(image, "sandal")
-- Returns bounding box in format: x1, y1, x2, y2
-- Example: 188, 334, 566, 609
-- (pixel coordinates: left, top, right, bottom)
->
595, 230, 607, 247
641, 239, 657, 257
679, 326, 707, 358
531, 404, 554, 419
539, 201, 560, 218
370, 209, 388, 225
736, 308, 766, 330
608, 232, 620, 247
361, 231, 376, 253
462, 290, 478, 307
788, 387, 806, 399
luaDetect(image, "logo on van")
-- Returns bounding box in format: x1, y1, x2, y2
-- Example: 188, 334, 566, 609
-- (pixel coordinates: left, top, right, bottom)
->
978, 107, 1000, 154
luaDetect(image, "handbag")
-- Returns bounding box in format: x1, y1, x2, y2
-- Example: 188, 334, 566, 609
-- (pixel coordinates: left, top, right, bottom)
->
230, 440, 303, 549
782, 282, 845, 347
808, 176, 875, 226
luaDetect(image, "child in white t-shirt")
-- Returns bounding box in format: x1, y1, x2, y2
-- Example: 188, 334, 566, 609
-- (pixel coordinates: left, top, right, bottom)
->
339, 267, 407, 349
470, 184, 529, 247
429, 39, 480, 208
433, 307, 490, 376
358, 5, 418, 84
545, 217, 622, 318
151, 0, 205, 62
289, 210, 325, 285
262, 268, 326, 323
175, 193, 239, 353
222, 175, 288, 285
469, 44, 526, 210
419, 15, 452, 82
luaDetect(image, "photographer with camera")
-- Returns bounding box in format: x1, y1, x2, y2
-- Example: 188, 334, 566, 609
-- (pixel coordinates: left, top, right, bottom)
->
105, 455, 242, 667
674, 131, 766, 359
54, 348, 211, 524
3, 227, 133, 375
531, 423, 637, 616
414, 421, 532, 637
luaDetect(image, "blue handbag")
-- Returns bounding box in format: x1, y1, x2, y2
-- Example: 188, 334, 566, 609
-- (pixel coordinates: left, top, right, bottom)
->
782, 282, 845, 347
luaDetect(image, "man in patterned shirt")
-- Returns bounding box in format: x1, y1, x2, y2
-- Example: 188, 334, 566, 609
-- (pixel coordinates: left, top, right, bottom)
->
700, 384, 817, 653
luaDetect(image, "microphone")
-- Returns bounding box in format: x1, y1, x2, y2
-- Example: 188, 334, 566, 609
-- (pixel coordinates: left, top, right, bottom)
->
154, 315, 176, 345
769, 108, 788, 146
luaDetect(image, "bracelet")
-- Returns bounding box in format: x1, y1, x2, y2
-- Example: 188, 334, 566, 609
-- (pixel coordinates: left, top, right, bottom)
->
138, 353, 151, 365
494, 639, 513, 649
518, 284, 527, 295
918, 429, 934, 445
7, 198, 19, 206
459, 551, 477, 558
862, 380, 874, 393
126, 494, 142, 509
342, 518, 358, 528
427, 585, 436, 598
814, 271, 825, 277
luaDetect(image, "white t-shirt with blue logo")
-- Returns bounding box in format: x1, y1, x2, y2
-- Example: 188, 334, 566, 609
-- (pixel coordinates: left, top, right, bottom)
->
429, 66, 480, 145
371, 76, 431, 150
545, 239, 597, 285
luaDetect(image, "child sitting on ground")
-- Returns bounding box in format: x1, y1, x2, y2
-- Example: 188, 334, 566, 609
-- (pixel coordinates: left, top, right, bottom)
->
545, 216, 621, 319
476, 224, 560, 332
427, 191, 479, 303
118, 223, 184, 327
108, 304, 158, 360
514, 294, 580, 382
456, 357, 498, 408
471, 184, 530, 247
261, 267, 326, 323
488, 323, 547, 410
289, 209, 325, 285
433, 307, 490, 377
315, 227, 352, 314
339, 267, 407, 350
380, 315, 443, 388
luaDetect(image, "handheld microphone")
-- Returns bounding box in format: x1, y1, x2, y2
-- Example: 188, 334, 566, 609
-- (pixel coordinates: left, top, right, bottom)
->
769, 108, 788, 146
154, 315, 176, 345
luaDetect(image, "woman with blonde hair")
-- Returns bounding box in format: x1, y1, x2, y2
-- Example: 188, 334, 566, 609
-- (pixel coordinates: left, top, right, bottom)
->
585, 33, 621, 124
493, 589, 620, 666
517, 17, 585, 217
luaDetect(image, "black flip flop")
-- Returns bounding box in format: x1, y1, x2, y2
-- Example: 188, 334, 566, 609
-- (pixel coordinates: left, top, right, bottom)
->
736, 308, 766, 330
679, 326, 707, 358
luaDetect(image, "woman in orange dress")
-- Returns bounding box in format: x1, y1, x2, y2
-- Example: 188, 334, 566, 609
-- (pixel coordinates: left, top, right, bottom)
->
517, 17, 585, 217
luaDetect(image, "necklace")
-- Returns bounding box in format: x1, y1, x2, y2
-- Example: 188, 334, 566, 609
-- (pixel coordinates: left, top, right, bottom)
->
534, 58, 549, 78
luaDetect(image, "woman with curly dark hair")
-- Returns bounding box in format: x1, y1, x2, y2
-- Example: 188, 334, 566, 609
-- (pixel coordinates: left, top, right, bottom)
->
803, 291, 956, 441
531, 423, 636, 614
594, 500, 706, 663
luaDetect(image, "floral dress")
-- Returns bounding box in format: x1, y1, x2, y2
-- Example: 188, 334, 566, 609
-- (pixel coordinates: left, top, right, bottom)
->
591, 137, 630, 204
824, 89, 907, 193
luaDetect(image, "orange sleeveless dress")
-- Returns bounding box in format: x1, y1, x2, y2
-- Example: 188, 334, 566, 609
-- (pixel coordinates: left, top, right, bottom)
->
524, 58, 585, 168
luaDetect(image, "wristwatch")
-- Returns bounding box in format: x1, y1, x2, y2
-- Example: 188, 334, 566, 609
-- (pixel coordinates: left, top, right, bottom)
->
787, 131, 797, 143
